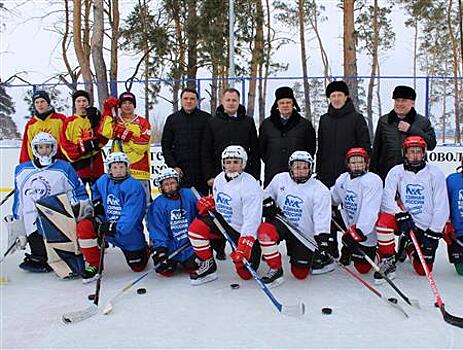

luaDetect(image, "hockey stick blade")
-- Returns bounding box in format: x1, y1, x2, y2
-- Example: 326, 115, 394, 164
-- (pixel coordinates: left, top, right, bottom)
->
441, 304, 463, 329
62, 304, 98, 324
281, 302, 306, 317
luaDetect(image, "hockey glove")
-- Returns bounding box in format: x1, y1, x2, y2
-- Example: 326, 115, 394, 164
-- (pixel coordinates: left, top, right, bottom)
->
314, 233, 336, 257
197, 195, 215, 216
443, 222, 456, 245
97, 222, 117, 238
78, 137, 99, 154
113, 124, 133, 141
152, 247, 175, 275
262, 197, 281, 219
103, 97, 119, 117
395, 212, 415, 237
422, 229, 441, 263
15, 235, 27, 250
86, 107, 101, 129
342, 225, 366, 248
230, 236, 255, 263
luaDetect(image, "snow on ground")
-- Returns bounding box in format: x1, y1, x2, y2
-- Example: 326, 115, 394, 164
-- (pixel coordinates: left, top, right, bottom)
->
1, 191, 463, 349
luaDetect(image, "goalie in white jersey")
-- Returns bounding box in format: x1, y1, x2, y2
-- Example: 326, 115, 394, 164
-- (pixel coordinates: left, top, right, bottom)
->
11, 132, 88, 274
187, 145, 262, 285
331, 148, 383, 275
257, 151, 332, 287
378, 136, 449, 280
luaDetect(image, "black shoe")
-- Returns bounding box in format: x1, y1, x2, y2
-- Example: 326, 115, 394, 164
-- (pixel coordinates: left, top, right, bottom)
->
81, 265, 100, 284
190, 258, 218, 286
215, 250, 226, 261
261, 267, 284, 287
19, 254, 52, 273
312, 255, 335, 275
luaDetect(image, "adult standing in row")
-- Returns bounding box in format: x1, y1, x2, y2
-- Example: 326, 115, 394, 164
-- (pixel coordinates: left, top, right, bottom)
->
259, 86, 316, 187
161, 88, 211, 195
315, 80, 371, 269
370, 85, 437, 181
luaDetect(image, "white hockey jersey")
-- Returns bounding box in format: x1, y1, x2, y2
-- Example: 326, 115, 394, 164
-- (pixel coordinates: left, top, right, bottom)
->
213, 172, 263, 238
381, 164, 449, 233
12, 160, 88, 236
331, 172, 383, 246
265, 173, 331, 240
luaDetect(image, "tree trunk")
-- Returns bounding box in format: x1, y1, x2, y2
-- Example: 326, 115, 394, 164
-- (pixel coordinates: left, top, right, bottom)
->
376, 63, 382, 119
110, 0, 119, 97
247, 0, 264, 119
448, 0, 461, 142
92, 0, 109, 109
73, 0, 94, 96
442, 68, 447, 143
171, 1, 184, 112
366, 0, 378, 140
261, 0, 272, 124
298, 0, 312, 121
413, 19, 418, 90
186, 0, 198, 88
211, 62, 219, 113
343, 0, 359, 108
309, 0, 330, 85
62, 0, 78, 90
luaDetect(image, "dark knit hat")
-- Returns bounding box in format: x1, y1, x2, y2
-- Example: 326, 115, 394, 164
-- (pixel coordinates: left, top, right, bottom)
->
119, 91, 136, 108
325, 80, 349, 98
72, 90, 91, 105
392, 85, 416, 101
273, 86, 300, 112
32, 90, 51, 105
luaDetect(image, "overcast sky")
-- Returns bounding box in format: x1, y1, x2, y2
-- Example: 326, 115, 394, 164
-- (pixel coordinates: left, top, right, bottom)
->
0, 0, 427, 135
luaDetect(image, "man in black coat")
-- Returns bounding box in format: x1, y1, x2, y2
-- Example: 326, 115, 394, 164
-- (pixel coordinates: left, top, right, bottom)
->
259, 86, 316, 187
370, 85, 436, 180
201, 88, 260, 187
161, 88, 211, 194
315, 80, 371, 271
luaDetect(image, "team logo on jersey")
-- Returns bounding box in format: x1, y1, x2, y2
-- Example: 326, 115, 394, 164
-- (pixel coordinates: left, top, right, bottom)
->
458, 189, 463, 212
170, 208, 188, 241
344, 190, 358, 220
24, 176, 51, 202
404, 184, 425, 215
283, 194, 303, 226
106, 194, 121, 220
216, 192, 233, 223
170, 208, 186, 221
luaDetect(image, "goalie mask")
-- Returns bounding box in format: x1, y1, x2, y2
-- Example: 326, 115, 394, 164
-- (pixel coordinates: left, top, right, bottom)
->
402, 136, 426, 172
155, 167, 180, 197
31, 132, 57, 167
106, 152, 130, 181
345, 147, 369, 179
221, 145, 247, 179
288, 151, 314, 184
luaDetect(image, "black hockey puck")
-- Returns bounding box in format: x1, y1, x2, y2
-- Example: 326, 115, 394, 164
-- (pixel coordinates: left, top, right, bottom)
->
388, 297, 398, 304
230, 283, 240, 290
137, 288, 146, 295
321, 307, 332, 315
435, 302, 439, 308
88, 294, 95, 301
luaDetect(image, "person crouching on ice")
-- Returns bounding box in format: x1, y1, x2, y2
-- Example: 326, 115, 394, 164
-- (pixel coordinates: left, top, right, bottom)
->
377, 136, 449, 281
76, 152, 150, 283
257, 151, 332, 287
444, 157, 463, 276
187, 145, 262, 285
147, 168, 199, 277
331, 148, 383, 276
12, 132, 88, 273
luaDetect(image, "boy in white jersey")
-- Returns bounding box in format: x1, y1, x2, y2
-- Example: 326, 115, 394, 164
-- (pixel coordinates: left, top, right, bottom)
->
257, 151, 332, 286
377, 136, 449, 280
187, 145, 263, 285
331, 148, 383, 275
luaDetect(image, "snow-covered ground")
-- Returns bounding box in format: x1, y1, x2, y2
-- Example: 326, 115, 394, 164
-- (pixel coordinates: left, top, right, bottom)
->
1, 194, 463, 349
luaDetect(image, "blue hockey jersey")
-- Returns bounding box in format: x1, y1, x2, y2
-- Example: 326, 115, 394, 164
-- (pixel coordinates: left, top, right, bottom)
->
447, 171, 463, 238
147, 188, 197, 262
12, 159, 87, 235
92, 174, 146, 251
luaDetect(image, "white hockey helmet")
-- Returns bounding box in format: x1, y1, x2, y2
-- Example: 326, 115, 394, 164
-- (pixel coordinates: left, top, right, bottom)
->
31, 132, 57, 166
155, 167, 180, 189
288, 150, 314, 183
105, 152, 130, 180
221, 145, 247, 179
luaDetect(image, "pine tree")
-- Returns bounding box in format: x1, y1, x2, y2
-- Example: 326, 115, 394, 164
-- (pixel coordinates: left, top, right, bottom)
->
0, 84, 20, 139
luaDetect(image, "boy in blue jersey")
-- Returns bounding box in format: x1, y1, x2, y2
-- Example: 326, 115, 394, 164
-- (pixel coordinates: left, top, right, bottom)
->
147, 168, 198, 276
76, 152, 150, 282
445, 158, 463, 275
11, 132, 88, 273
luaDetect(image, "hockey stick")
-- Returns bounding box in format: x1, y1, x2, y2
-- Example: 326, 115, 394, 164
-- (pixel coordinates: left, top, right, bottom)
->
62, 235, 107, 324
331, 217, 420, 308
191, 188, 305, 316
274, 213, 409, 318
102, 242, 190, 315
0, 190, 14, 208
0, 241, 18, 264
395, 195, 463, 328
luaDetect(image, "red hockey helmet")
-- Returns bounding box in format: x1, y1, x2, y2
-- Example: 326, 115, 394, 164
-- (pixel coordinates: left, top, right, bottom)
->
401, 136, 426, 152
345, 147, 369, 162
402, 136, 427, 171
345, 147, 369, 178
